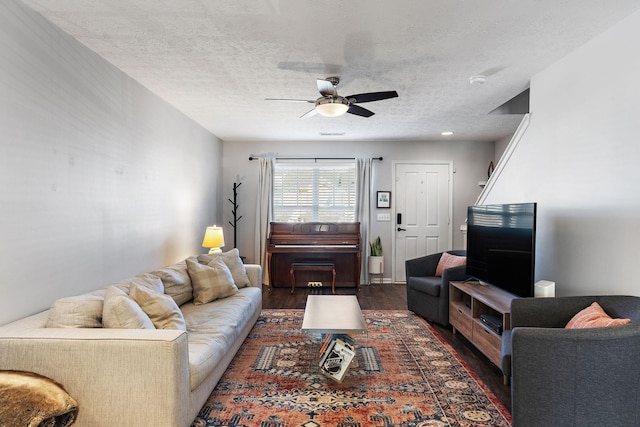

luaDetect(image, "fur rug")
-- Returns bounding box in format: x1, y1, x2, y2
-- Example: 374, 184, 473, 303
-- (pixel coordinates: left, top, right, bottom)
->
0, 370, 78, 427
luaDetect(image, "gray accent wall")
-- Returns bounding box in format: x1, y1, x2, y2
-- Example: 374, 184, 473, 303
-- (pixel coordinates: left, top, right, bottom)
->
481, 10, 640, 297
0, 1, 221, 325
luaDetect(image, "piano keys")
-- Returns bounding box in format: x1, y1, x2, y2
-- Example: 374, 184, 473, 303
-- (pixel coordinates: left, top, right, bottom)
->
267, 222, 361, 290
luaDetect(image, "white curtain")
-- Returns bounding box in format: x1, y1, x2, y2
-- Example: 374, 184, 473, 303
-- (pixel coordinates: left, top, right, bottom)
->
255, 157, 274, 286
356, 157, 373, 284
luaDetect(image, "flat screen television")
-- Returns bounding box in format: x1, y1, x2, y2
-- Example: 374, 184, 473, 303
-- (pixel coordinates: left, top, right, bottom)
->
466, 202, 537, 298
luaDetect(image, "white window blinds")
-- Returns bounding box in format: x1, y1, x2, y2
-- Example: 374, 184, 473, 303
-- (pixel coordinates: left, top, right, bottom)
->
273, 161, 356, 223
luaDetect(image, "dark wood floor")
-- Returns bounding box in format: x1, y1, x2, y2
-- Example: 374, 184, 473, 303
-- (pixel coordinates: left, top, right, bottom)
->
262, 283, 512, 412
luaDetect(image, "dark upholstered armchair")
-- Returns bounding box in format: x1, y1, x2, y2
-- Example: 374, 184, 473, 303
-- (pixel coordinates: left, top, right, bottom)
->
405, 250, 469, 326
502, 295, 640, 427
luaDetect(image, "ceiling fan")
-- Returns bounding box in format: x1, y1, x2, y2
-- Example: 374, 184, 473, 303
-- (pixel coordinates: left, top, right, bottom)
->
265, 77, 398, 118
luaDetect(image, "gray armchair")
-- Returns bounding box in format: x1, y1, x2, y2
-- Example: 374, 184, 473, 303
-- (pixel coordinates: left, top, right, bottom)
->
405, 250, 469, 326
502, 295, 640, 427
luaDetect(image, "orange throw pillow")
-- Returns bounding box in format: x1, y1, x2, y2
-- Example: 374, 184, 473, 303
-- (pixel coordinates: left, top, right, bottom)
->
435, 252, 467, 277
565, 302, 631, 329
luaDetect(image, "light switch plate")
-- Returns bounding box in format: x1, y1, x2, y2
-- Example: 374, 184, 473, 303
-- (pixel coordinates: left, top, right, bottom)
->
377, 213, 391, 221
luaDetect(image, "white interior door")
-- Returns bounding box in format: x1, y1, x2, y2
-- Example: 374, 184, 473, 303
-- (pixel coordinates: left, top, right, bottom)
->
393, 162, 452, 282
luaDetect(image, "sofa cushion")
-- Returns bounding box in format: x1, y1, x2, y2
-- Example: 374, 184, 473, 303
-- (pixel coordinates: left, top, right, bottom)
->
435, 252, 466, 277
565, 302, 632, 329
198, 249, 251, 289
46, 295, 104, 328
102, 286, 155, 329
186, 258, 238, 305
151, 260, 193, 306
407, 276, 442, 297
180, 286, 262, 390
130, 284, 186, 331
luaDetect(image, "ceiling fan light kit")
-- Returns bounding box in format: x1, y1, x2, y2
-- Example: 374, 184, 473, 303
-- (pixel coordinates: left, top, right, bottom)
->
267, 77, 398, 119
315, 96, 349, 117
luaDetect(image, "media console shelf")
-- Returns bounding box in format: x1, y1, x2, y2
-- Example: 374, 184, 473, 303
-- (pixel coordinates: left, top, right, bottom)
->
449, 280, 517, 371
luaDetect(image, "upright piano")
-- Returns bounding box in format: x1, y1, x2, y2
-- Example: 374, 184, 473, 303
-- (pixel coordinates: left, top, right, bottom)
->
267, 222, 361, 291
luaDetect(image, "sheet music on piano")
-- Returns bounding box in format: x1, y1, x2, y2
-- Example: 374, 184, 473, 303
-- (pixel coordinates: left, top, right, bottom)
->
267, 222, 361, 290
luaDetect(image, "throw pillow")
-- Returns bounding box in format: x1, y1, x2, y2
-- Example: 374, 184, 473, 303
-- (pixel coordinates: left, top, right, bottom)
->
198, 249, 251, 288
46, 295, 104, 328
130, 283, 186, 331
129, 273, 165, 293
186, 257, 238, 305
111, 273, 165, 295
435, 252, 467, 277
151, 261, 193, 306
565, 302, 632, 329
102, 286, 155, 329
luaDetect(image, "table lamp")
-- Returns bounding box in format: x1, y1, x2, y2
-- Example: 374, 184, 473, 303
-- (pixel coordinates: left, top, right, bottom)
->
202, 226, 225, 254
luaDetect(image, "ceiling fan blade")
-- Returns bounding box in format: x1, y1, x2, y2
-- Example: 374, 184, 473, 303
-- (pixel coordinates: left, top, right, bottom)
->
347, 104, 374, 117
265, 98, 315, 103
317, 79, 337, 97
300, 108, 319, 119
346, 91, 398, 103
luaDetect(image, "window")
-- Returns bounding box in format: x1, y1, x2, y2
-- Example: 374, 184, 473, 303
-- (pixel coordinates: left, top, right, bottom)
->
273, 161, 356, 222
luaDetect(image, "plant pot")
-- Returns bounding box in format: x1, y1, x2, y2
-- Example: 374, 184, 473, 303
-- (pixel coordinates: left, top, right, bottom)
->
368, 256, 384, 274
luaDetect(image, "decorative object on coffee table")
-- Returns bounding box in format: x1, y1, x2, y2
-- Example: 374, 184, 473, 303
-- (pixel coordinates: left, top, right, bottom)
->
318, 333, 356, 383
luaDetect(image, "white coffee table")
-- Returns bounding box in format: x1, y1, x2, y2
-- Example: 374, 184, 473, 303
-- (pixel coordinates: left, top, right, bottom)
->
301, 295, 367, 382
301, 295, 367, 335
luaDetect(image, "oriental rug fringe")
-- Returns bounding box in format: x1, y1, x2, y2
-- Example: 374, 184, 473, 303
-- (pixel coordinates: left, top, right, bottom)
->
192, 310, 511, 427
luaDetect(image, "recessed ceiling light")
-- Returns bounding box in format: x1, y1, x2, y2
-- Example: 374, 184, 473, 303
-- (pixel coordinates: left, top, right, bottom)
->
441, 131, 454, 136
469, 75, 486, 85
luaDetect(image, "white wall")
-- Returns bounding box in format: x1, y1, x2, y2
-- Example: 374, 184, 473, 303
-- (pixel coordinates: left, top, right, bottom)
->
0, 1, 222, 324
482, 10, 640, 296
494, 134, 511, 164
222, 139, 494, 275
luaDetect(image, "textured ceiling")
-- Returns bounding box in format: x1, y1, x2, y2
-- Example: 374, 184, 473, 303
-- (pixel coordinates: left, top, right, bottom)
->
20, 0, 640, 143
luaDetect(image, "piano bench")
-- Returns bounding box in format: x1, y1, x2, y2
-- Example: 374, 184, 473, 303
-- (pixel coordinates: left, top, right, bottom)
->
290, 262, 336, 294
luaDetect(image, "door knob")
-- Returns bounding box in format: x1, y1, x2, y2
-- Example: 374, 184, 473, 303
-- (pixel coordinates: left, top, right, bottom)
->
397, 227, 406, 232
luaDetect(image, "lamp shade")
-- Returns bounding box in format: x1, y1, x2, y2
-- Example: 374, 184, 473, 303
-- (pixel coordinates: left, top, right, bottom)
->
202, 226, 225, 253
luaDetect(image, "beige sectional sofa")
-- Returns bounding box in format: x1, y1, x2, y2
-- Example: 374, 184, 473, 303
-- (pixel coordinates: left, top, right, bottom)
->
0, 251, 263, 427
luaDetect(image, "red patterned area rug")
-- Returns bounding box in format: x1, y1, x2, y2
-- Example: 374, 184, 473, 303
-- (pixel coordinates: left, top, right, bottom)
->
192, 310, 511, 427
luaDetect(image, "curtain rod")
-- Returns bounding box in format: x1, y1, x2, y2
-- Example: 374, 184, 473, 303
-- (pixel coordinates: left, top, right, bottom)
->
248, 155, 383, 161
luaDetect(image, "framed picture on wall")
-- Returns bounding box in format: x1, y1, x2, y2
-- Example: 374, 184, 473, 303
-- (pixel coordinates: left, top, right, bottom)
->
376, 191, 391, 208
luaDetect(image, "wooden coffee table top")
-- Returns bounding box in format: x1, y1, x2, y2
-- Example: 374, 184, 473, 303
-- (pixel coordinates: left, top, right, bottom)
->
301, 295, 367, 334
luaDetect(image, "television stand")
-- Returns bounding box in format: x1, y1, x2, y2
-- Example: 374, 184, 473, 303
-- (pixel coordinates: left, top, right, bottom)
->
449, 281, 517, 383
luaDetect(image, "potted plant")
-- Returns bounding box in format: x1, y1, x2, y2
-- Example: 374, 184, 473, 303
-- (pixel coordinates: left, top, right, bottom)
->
368, 236, 384, 275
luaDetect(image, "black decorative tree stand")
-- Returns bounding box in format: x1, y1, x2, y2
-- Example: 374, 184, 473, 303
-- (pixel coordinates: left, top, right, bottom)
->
228, 182, 242, 248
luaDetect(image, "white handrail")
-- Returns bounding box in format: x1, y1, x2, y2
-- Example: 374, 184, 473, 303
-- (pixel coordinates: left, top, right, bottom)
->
475, 113, 531, 205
